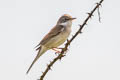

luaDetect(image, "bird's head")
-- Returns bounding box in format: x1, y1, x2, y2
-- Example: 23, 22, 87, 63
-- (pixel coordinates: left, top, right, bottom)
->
57, 14, 76, 27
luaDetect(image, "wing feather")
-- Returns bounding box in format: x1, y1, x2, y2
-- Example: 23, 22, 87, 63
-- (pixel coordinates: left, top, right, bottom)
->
36, 25, 64, 50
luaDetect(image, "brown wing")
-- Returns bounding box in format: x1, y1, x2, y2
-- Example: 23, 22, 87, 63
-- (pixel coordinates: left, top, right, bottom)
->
36, 25, 64, 50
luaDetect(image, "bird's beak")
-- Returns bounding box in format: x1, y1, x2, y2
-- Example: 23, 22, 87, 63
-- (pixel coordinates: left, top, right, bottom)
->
70, 17, 76, 20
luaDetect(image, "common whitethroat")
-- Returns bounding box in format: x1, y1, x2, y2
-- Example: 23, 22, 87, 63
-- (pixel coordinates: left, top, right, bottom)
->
26, 14, 76, 74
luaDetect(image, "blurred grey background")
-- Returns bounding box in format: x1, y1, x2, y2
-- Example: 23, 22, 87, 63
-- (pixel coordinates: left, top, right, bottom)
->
0, 0, 120, 80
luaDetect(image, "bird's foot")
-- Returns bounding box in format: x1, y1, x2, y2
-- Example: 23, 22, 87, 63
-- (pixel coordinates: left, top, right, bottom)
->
55, 47, 64, 49
52, 48, 62, 54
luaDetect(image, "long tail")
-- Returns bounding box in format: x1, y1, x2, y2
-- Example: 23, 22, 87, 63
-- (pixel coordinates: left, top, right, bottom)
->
26, 46, 47, 74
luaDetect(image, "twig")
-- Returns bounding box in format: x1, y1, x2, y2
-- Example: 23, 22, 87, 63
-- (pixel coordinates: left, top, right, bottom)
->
96, 2, 102, 22
39, 0, 104, 80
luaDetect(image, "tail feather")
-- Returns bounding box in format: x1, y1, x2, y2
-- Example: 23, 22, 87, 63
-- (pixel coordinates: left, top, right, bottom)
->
26, 46, 47, 74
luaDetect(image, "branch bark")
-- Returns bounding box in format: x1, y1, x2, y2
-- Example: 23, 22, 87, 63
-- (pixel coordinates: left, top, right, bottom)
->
39, 0, 104, 80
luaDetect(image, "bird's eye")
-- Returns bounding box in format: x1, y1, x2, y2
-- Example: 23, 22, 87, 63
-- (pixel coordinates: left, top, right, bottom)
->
65, 18, 69, 21
62, 18, 69, 22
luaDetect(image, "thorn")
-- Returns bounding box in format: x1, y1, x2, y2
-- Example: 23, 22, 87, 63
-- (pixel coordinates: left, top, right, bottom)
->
95, 2, 100, 5
47, 64, 49, 67
72, 34, 74, 37
78, 25, 83, 33
59, 54, 65, 62
59, 58, 61, 61
47, 64, 49, 66
96, 2, 102, 7
66, 39, 70, 46
62, 54, 66, 57
86, 12, 94, 18
87, 12, 91, 15
67, 39, 69, 43
47, 64, 51, 70
47, 63, 52, 70
95, 2, 99, 5
79, 31, 82, 34
79, 24, 82, 27
59, 54, 65, 60
100, 4, 102, 7
59, 56, 62, 61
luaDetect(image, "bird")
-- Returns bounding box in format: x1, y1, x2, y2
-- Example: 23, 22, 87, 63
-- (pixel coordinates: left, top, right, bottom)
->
26, 14, 76, 74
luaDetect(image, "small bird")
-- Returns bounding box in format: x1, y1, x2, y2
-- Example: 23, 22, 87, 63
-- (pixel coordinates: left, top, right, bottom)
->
26, 14, 76, 74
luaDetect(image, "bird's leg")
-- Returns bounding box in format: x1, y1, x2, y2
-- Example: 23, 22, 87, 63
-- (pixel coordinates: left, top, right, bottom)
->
52, 48, 62, 54
54, 47, 64, 49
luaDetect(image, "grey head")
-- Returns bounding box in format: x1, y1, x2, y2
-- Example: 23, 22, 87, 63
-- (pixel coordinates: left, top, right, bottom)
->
57, 14, 76, 26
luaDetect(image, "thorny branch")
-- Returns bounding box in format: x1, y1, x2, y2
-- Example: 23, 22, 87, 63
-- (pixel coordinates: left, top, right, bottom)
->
39, 0, 104, 80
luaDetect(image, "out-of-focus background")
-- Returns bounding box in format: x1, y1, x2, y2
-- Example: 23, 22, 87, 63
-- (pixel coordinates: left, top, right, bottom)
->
0, 0, 120, 80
